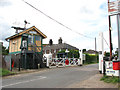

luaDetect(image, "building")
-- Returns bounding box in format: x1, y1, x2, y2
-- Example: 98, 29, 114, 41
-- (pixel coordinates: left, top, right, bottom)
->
43, 37, 79, 58
5, 26, 47, 69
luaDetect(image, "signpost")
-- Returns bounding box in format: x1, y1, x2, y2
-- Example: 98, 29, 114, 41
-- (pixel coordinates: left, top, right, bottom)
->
108, 0, 120, 16
108, 0, 120, 60
107, 0, 120, 78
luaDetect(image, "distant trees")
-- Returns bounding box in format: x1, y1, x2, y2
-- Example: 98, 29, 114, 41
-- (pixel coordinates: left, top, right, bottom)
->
82, 49, 86, 53
2, 45, 9, 55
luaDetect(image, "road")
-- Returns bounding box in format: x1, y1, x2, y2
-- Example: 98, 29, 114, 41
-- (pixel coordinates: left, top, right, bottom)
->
2, 64, 98, 88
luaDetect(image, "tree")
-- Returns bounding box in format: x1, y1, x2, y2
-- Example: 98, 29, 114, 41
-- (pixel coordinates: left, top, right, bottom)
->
83, 49, 86, 53
114, 48, 118, 57
2, 46, 9, 55
104, 52, 110, 57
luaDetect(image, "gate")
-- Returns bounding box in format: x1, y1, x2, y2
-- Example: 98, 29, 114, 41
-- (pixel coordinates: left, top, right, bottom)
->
45, 57, 80, 68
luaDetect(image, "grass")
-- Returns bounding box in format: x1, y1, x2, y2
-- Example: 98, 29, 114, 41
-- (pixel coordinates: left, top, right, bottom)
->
0, 68, 16, 76
100, 75, 120, 84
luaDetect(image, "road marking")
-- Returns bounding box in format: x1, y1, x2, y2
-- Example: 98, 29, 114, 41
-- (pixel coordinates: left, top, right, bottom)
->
2, 76, 46, 88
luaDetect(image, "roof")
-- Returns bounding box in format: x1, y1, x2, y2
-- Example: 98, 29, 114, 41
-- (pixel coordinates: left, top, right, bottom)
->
43, 43, 79, 50
5, 26, 47, 41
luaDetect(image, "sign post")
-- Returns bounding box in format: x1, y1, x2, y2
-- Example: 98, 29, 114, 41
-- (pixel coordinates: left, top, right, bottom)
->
108, 0, 120, 80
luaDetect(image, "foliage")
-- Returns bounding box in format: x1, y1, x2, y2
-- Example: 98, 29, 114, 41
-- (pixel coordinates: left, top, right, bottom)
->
57, 49, 79, 58
0, 68, 15, 76
104, 52, 110, 57
2, 45, 9, 55
84, 53, 98, 64
82, 49, 86, 53
114, 48, 118, 57
100, 75, 119, 84
68, 50, 79, 58
58, 49, 66, 54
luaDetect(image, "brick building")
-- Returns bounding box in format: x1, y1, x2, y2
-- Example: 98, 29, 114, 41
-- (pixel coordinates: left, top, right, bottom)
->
43, 37, 79, 58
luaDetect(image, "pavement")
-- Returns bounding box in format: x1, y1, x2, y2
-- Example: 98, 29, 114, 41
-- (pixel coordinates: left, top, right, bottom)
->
1, 64, 119, 88
66, 74, 118, 88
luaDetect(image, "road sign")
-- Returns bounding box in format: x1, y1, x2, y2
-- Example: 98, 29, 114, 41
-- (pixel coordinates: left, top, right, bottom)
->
108, 0, 120, 15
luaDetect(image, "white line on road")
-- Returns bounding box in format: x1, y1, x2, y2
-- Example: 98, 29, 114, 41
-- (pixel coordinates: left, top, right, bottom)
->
2, 76, 46, 88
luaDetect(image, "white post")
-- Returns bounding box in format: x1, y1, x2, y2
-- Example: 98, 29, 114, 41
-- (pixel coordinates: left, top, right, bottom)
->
98, 32, 104, 73
117, 14, 120, 77
117, 15, 120, 60
79, 49, 83, 65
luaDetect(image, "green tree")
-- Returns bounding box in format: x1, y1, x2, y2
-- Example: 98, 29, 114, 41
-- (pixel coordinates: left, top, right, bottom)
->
114, 48, 118, 57
83, 49, 86, 53
104, 52, 110, 57
2, 46, 9, 55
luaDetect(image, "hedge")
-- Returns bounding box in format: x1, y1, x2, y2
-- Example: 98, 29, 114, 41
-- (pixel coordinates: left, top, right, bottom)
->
84, 53, 98, 64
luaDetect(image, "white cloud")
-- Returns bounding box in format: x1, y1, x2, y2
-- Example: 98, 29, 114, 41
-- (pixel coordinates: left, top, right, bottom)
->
0, 0, 118, 52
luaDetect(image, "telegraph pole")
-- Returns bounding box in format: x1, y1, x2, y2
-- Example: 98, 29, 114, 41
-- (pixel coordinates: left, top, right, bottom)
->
95, 37, 96, 52
108, 0, 112, 61
108, 16, 112, 60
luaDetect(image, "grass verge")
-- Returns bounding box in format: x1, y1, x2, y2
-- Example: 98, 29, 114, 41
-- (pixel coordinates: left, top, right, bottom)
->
100, 75, 120, 84
0, 68, 16, 76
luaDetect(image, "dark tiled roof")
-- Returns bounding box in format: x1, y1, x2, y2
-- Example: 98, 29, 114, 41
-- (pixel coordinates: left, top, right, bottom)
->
43, 43, 79, 50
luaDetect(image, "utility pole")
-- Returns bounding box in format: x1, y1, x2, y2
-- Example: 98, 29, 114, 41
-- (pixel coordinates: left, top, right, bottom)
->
95, 37, 97, 63
95, 37, 96, 52
108, 0, 112, 61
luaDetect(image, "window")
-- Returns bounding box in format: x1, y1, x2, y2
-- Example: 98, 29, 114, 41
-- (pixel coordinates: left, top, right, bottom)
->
28, 35, 35, 44
29, 31, 37, 34
35, 35, 41, 41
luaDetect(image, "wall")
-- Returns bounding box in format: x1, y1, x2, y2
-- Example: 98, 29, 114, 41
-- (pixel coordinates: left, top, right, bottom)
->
9, 36, 21, 53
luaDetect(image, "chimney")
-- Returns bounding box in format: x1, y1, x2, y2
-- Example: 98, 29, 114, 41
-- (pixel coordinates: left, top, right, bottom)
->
49, 39, 53, 45
58, 37, 62, 44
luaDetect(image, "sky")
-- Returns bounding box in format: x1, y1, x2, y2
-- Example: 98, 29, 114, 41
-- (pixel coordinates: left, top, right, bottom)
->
0, 0, 119, 52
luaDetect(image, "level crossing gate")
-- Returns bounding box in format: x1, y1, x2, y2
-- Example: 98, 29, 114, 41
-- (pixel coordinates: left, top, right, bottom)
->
43, 54, 82, 68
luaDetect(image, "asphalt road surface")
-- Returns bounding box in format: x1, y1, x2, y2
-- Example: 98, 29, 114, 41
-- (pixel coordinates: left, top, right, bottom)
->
2, 64, 98, 88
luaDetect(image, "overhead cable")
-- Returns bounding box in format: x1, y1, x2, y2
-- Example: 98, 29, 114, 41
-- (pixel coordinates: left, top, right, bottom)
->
22, 0, 94, 39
